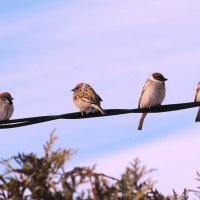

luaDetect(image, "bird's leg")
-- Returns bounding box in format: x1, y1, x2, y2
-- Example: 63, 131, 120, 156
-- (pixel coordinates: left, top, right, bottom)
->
147, 105, 151, 111
157, 104, 162, 110
0, 119, 9, 124
81, 111, 84, 116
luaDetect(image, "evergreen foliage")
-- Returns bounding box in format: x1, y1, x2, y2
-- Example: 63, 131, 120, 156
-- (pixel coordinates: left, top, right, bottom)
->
0, 133, 198, 200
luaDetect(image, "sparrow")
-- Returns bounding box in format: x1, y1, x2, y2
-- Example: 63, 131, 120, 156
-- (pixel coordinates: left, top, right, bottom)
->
194, 81, 200, 122
138, 72, 167, 130
71, 83, 105, 115
0, 92, 14, 121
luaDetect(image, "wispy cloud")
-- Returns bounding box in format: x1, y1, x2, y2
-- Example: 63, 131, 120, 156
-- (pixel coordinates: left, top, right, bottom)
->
79, 125, 200, 194
0, 1, 200, 194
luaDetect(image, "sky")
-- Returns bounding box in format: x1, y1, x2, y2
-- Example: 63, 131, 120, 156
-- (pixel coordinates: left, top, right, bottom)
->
0, 0, 200, 196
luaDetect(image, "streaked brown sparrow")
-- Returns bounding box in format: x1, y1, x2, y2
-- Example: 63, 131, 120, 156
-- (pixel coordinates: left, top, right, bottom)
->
71, 83, 105, 115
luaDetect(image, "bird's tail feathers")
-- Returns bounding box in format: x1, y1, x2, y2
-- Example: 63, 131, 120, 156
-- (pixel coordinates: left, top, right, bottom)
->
138, 113, 147, 130
91, 104, 106, 115
195, 107, 200, 122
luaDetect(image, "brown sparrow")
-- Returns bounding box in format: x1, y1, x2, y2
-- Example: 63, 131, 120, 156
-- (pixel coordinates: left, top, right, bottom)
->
138, 72, 167, 130
71, 83, 105, 115
194, 81, 200, 122
0, 92, 14, 121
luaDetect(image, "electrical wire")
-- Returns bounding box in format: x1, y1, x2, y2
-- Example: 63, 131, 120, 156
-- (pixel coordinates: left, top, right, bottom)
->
0, 101, 199, 129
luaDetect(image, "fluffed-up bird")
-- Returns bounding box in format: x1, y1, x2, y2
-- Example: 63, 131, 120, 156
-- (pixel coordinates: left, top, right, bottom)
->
138, 72, 167, 130
0, 92, 14, 121
194, 81, 200, 122
71, 83, 105, 115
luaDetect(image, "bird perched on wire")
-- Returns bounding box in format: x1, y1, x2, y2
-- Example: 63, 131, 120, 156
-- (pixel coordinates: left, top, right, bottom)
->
194, 81, 200, 122
71, 83, 105, 115
138, 72, 167, 130
0, 92, 14, 121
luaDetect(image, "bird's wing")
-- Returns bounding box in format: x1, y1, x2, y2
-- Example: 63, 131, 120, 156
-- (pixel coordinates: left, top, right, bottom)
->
78, 86, 102, 105
87, 86, 102, 102
138, 79, 152, 108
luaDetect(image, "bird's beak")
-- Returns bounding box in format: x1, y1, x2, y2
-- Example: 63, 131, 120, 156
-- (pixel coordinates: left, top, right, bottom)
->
164, 78, 168, 81
71, 89, 75, 92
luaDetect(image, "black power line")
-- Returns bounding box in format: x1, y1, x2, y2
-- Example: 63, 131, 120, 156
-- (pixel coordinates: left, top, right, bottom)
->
0, 101, 200, 129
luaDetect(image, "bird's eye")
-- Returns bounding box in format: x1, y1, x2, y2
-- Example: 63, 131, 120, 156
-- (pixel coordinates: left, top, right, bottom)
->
157, 76, 162, 81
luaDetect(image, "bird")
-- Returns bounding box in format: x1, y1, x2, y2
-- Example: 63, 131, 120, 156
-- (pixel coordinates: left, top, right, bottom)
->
194, 81, 200, 122
138, 72, 167, 130
0, 92, 14, 121
71, 83, 105, 115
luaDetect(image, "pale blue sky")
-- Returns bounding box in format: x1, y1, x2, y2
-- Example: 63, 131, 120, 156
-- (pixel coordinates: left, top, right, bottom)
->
0, 0, 200, 194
